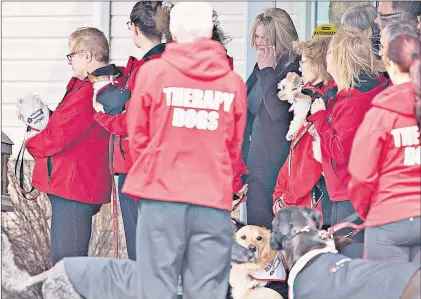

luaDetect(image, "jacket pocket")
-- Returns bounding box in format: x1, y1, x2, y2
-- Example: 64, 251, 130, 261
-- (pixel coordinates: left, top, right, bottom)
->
47, 156, 53, 184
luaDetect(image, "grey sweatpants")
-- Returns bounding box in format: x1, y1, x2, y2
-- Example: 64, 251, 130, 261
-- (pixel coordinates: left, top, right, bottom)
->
137, 200, 232, 299
364, 217, 421, 264
64, 200, 232, 299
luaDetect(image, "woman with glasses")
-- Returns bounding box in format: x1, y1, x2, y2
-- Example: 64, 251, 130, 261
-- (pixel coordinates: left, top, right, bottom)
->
24, 27, 114, 265
92, 1, 170, 261
272, 36, 334, 227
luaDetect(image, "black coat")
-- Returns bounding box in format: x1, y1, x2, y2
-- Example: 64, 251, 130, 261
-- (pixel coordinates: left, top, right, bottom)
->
243, 56, 301, 228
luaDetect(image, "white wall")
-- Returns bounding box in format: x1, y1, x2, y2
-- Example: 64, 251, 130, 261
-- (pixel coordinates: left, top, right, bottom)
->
109, 1, 246, 77
2, 2, 94, 158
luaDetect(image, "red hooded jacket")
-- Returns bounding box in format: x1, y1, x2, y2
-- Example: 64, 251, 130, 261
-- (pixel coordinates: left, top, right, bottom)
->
25, 77, 112, 204
93, 44, 166, 174
348, 82, 421, 227
121, 38, 247, 211
308, 74, 389, 202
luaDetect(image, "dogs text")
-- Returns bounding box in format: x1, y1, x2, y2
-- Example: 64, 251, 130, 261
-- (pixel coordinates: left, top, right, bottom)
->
163, 87, 235, 131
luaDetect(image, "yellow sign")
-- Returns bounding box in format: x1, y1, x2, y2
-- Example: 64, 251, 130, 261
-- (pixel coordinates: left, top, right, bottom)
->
312, 24, 338, 38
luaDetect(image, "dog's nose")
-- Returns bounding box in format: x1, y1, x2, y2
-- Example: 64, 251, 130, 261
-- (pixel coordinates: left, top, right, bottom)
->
248, 245, 257, 252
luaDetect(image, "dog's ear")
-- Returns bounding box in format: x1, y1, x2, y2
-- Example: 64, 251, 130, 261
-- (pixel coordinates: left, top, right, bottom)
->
302, 207, 322, 230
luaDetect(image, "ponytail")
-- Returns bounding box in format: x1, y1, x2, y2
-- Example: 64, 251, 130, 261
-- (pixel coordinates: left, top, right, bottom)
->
410, 55, 421, 130
156, 1, 173, 42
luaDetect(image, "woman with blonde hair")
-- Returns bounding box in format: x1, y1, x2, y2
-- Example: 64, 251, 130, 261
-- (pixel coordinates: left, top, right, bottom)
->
308, 29, 389, 243
243, 7, 300, 231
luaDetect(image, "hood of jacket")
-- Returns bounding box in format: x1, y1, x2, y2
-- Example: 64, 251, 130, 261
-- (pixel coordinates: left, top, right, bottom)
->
371, 82, 416, 117
161, 38, 231, 80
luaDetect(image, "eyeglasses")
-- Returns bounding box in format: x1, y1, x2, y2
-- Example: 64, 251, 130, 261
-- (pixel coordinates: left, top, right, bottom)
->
127, 21, 133, 30
66, 50, 87, 62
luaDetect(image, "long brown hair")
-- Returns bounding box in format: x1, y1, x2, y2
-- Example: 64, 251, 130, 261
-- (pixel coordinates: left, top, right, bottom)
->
387, 34, 421, 129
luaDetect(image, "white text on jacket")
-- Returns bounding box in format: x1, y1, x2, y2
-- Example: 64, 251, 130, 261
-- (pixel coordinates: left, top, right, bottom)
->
163, 87, 235, 131
390, 126, 420, 166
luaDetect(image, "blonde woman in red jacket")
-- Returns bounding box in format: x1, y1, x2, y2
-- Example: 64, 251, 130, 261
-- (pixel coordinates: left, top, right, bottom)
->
308, 29, 389, 243
348, 34, 421, 263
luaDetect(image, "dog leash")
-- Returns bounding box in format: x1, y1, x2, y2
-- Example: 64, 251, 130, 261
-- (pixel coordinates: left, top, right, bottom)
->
109, 134, 120, 259
328, 221, 363, 238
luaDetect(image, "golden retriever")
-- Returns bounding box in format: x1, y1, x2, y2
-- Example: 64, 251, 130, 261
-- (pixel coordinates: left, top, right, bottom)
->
229, 225, 285, 299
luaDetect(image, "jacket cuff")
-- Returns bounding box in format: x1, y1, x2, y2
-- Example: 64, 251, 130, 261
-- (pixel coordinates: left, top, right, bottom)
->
308, 110, 327, 122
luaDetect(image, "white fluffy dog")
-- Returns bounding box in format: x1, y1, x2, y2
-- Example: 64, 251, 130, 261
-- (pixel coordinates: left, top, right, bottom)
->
16, 93, 49, 139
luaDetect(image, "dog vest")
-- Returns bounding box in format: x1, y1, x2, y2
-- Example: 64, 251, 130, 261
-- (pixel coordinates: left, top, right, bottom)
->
249, 253, 287, 282
288, 248, 420, 299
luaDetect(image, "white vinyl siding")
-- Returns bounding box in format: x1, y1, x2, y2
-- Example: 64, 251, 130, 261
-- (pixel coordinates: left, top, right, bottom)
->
2, 2, 94, 158
109, 1, 246, 78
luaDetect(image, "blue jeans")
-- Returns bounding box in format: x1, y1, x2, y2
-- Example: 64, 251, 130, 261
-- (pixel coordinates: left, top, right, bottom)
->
118, 174, 138, 260
49, 194, 101, 265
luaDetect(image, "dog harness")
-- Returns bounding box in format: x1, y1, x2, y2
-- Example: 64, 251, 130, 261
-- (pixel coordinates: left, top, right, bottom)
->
288, 246, 338, 299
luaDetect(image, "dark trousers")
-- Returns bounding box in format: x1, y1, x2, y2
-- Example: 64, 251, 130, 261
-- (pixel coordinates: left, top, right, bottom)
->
246, 172, 274, 229
331, 200, 364, 243
364, 217, 421, 264
48, 194, 101, 265
136, 200, 232, 299
118, 174, 138, 261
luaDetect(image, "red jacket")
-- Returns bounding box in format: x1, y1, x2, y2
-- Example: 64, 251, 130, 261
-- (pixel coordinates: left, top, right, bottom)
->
348, 82, 421, 227
308, 74, 389, 202
93, 45, 166, 174
121, 38, 247, 211
25, 77, 112, 204
273, 123, 323, 214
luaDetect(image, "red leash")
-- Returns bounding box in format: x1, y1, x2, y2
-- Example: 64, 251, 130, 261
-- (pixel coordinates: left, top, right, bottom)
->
328, 221, 363, 238
109, 135, 120, 258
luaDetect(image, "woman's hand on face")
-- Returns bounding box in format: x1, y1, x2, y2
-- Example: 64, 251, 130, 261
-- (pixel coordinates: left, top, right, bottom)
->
311, 98, 326, 114
257, 46, 276, 70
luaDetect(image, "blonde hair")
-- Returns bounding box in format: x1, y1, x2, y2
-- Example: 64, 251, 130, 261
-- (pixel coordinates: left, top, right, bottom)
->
69, 27, 109, 63
250, 8, 298, 66
328, 29, 375, 90
293, 37, 332, 83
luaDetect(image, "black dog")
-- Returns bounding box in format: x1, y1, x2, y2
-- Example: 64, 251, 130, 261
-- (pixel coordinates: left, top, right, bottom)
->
271, 207, 420, 299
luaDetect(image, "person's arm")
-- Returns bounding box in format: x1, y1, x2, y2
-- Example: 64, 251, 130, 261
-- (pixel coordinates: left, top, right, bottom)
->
229, 79, 247, 181
125, 75, 151, 162
308, 100, 367, 166
348, 109, 386, 221
283, 144, 323, 205
256, 67, 292, 122
273, 160, 289, 200
25, 84, 98, 158
93, 112, 128, 136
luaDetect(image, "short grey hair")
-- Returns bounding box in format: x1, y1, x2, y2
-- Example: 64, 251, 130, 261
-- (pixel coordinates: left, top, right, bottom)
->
169, 2, 213, 43
341, 4, 377, 31
385, 21, 420, 43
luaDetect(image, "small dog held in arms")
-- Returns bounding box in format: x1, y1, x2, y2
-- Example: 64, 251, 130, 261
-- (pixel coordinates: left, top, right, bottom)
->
16, 93, 50, 139
277, 72, 322, 162
270, 207, 421, 299
230, 225, 287, 299
2, 228, 255, 299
